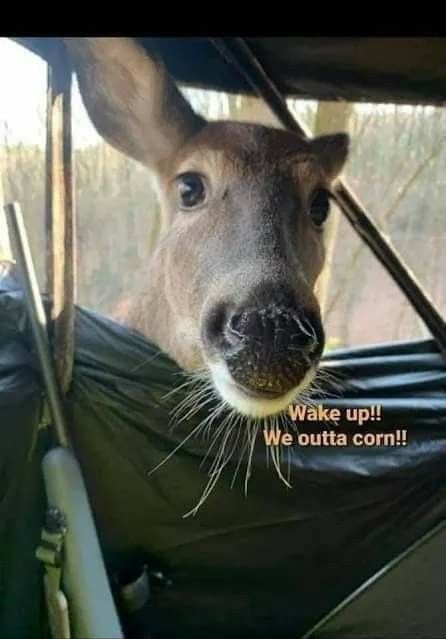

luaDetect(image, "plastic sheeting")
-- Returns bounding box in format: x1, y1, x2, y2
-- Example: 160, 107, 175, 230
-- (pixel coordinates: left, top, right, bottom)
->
1, 269, 446, 638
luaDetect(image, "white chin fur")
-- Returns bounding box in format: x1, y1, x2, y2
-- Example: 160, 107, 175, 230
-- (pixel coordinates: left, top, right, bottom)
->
208, 360, 316, 418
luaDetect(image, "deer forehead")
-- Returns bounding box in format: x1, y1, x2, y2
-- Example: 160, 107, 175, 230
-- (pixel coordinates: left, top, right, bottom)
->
168, 122, 324, 194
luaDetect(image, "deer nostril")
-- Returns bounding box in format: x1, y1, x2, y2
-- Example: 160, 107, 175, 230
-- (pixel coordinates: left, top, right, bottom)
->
205, 302, 323, 366
228, 312, 243, 336
227, 310, 266, 343
293, 319, 317, 347
228, 307, 321, 353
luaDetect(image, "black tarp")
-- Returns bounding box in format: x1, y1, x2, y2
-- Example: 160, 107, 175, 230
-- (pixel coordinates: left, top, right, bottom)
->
1, 269, 446, 638
304, 520, 446, 638
13, 37, 446, 108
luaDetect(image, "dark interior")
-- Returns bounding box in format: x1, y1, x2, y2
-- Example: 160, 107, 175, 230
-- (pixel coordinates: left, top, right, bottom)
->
14, 37, 446, 106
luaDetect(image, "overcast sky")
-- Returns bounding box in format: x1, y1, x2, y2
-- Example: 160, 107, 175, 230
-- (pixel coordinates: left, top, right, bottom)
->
0, 38, 100, 148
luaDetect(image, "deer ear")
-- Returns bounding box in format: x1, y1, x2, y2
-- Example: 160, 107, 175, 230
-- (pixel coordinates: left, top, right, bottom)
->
310, 132, 350, 181
64, 38, 205, 173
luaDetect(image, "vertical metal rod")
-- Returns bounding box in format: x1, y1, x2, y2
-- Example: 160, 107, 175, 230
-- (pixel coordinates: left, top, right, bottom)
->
5, 202, 69, 448
211, 37, 446, 354
46, 42, 76, 393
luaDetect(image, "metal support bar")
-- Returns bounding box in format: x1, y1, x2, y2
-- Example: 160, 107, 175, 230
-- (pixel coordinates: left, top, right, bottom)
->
6, 202, 124, 638
5, 202, 70, 447
211, 37, 446, 354
46, 42, 76, 392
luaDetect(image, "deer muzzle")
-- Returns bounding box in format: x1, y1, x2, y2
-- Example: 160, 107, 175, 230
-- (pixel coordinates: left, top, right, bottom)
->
203, 299, 324, 417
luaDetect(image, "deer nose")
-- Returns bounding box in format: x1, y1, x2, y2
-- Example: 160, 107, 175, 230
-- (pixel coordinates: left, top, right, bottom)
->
203, 299, 324, 396
204, 303, 324, 397
226, 306, 319, 354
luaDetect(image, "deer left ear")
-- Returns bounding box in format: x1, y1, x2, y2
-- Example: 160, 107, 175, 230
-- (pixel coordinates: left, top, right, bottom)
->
310, 133, 350, 181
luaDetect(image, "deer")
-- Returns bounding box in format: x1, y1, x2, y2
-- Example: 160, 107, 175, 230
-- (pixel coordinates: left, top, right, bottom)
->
64, 38, 349, 452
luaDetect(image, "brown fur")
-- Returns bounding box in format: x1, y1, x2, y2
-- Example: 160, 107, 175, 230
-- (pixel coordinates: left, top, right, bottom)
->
65, 38, 349, 376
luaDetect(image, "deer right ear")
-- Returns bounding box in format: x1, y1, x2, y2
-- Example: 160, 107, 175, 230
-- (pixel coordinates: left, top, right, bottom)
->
64, 38, 205, 173
310, 132, 350, 182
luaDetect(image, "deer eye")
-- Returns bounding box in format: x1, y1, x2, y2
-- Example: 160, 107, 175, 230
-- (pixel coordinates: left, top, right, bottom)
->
177, 173, 207, 210
309, 189, 331, 228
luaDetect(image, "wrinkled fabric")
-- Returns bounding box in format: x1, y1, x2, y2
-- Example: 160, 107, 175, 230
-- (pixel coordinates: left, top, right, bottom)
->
1, 271, 445, 638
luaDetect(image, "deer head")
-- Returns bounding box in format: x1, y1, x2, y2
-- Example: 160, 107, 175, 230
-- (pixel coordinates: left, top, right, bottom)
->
65, 38, 349, 419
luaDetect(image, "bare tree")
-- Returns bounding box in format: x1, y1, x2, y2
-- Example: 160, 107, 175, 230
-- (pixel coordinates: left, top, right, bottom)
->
313, 101, 354, 319
0, 156, 11, 260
